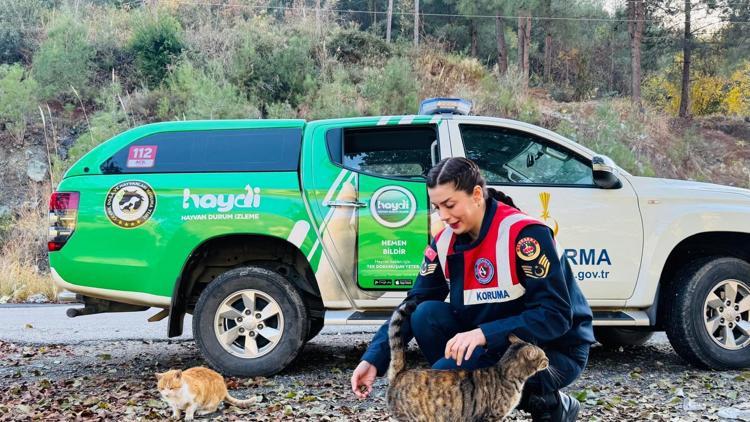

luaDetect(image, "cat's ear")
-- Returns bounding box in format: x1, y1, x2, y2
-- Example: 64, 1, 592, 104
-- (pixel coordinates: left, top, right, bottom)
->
174, 370, 182, 378
508, 333, 523, 344
155, 372, 164, 380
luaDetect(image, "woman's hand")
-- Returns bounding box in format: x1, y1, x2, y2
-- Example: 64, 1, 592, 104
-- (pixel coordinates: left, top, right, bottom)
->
351, 360, 377, 399
444, 328, 487, 366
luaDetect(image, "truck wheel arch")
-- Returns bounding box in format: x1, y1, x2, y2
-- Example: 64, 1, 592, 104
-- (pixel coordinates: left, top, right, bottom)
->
655, 231, 750, 330
168, 234, 323, 337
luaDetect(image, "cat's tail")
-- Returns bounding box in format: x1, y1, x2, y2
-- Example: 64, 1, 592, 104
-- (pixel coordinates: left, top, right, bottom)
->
387, 301, 417, 383
225, 392, 258, 408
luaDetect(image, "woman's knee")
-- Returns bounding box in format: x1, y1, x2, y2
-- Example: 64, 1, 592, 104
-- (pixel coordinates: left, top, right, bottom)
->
410, 301, 455, 337
411, 301, 449, 324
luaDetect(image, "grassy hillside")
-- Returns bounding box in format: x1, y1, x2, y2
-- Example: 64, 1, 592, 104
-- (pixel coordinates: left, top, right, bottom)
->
0, 1, 748, 301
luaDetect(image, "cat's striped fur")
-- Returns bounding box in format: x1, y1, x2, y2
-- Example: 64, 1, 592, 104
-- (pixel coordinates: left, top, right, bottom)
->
386, 301, 549, 422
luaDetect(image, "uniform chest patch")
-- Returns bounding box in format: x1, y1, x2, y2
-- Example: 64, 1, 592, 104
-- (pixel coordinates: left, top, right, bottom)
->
516, 237, 541, 261
474, 258, 495, 285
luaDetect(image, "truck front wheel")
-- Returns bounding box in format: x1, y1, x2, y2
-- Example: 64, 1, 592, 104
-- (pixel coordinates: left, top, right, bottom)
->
664, 257, 750, 369
193, 266, 308, 377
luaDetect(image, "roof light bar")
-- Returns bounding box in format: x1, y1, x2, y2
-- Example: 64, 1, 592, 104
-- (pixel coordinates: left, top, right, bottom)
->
419, 98, 473, 115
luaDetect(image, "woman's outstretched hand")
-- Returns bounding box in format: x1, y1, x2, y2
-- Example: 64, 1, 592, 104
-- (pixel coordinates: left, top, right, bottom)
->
445, 328, 487, 366
351, 360, 377, 399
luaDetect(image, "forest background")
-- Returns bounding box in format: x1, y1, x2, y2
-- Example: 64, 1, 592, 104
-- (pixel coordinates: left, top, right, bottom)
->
0, 0, 748, 301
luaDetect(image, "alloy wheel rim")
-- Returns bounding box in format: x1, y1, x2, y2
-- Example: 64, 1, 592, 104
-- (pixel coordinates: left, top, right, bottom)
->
213, 289, 284, 359
703, 279, 750, 350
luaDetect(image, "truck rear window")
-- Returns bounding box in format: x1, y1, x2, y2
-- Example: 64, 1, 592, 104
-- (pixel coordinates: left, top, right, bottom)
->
327, 125, 437, 179
100, 128, 302, 174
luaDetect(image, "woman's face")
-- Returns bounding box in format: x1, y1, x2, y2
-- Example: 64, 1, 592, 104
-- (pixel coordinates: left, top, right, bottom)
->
428, 182, 485, 238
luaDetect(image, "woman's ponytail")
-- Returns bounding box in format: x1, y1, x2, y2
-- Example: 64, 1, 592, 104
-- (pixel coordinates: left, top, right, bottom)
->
487, 187, 519, 210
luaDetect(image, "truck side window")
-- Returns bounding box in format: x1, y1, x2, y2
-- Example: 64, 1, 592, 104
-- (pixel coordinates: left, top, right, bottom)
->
330, 125, 437, 180
459, 124, 594, 186
100, 128, 302, 174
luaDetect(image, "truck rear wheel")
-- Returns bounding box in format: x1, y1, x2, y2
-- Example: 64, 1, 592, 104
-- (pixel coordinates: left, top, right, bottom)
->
594, 327, 653, 348
193, 266, 308, 377
664, 257, 750, 369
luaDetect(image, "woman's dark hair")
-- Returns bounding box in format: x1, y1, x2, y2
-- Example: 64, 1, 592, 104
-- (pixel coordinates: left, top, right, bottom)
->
426, 157, 518, 209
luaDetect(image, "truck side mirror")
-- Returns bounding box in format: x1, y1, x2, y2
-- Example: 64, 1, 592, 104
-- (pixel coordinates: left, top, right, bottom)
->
592, 156, 622, 189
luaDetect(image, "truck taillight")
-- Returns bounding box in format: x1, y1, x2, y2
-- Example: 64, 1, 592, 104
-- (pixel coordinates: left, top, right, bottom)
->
48, 192, 79, 252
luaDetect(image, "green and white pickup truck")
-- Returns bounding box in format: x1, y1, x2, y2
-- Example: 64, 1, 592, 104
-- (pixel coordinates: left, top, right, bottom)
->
49, 99, 750, 376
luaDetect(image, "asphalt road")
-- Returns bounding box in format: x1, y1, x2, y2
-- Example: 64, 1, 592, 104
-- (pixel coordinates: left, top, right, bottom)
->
0, 304, 382, 344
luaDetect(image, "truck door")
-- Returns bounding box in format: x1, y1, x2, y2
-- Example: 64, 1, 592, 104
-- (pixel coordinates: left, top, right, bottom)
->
449, 121, 644, 302
302, 118, 450, 296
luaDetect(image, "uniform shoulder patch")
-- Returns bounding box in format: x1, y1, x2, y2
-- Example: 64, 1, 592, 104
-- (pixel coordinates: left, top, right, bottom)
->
521, 254, 550, 279
424, 245, 437, 262
516, 237, 541, 261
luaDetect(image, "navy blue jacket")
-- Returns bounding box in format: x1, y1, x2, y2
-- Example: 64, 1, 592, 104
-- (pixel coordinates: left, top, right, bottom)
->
362, 198, 596, 376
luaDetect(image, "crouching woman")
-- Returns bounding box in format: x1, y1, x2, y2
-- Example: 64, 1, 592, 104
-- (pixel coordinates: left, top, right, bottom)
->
351, 157, 596, 422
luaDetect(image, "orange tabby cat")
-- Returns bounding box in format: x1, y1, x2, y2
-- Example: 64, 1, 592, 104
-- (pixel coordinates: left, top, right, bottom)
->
156, 367, 256, 421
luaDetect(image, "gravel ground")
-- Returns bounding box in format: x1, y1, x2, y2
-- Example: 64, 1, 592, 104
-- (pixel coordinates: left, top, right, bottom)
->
1, 331, 750, 421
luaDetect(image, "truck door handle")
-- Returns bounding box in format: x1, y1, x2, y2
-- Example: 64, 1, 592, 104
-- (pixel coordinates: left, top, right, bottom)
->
323, 200, 367, 208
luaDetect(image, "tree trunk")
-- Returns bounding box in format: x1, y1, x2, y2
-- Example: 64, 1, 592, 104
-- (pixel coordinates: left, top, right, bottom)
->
471, 19, 478, 57
496, 14, 508, 74
544, 33, 552, 83
386, 0, 394, 43
414, 0, 420, 47
524, 14, 531, 84
518, 13, 529, 84
543, 0, 552, 83
629, 0, 644, 107
679, 0, 691, 117
517, 16, 524, 74
372, 0, 377, 28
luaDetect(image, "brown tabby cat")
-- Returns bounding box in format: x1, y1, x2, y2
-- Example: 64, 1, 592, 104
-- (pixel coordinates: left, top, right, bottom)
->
386, 302, 549, 422
156, 367, 256, 421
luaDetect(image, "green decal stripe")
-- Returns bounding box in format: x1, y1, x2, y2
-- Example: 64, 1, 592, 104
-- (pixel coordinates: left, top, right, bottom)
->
306, 168, 353, 261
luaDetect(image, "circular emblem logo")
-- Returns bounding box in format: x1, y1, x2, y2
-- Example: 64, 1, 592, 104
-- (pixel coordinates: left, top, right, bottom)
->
370, 186, 417, 229
516, 237, 541, 261
105, 181, 156, 228
474, 258, 495, 285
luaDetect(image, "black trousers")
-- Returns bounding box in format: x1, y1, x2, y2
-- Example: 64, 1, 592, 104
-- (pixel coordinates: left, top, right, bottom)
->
410, 301, 589, 395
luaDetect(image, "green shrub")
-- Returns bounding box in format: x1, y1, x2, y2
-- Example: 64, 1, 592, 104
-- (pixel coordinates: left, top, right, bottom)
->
474, 69, 540, 124
231, 23, 317, 110
0, 0, 45, 64
550, 85, 577, 103
129, 13, 184, 88
0, 64, 37, 141
304, 67, 361, 120
158, 60, 259, 120
327, 27, 391, 64
86, 5, 135, 86
31, 12, 94, 102
572, 101, 655, 176
361, 57, 418, 115
266, 102, 297, 119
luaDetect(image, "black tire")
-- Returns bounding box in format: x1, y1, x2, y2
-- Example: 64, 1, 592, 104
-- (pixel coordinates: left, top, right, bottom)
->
306, 317, 324, 341
594, 327, 654, 348
193, 266, 308, 377
664, 257, 750, 369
